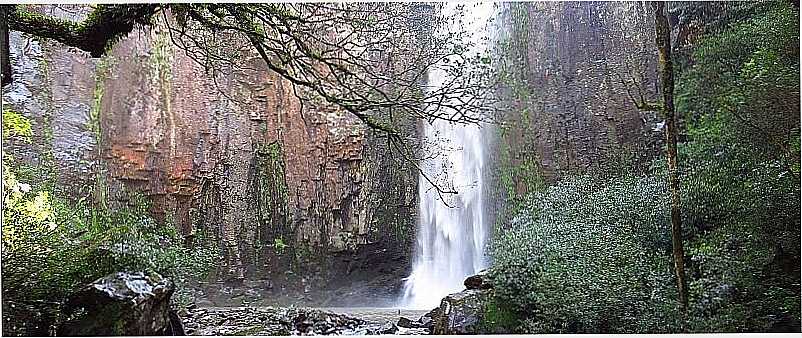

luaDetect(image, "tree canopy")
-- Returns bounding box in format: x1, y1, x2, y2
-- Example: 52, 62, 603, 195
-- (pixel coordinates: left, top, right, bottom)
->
1, 4, 496, 134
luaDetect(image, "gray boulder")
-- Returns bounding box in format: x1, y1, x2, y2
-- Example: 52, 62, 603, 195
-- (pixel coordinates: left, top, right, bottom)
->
397, 311, 435, 330
58, 271, 181, 336
428, 271, 515, 334
431, 289, 489, 334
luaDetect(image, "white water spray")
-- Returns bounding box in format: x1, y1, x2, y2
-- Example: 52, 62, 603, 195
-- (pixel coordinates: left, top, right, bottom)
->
400, 2, 497, 310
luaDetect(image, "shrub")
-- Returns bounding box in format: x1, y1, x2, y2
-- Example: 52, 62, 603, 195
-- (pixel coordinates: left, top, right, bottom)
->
1, 112, 219, 336
490, 149, 800, 332
489, 174, 682, 333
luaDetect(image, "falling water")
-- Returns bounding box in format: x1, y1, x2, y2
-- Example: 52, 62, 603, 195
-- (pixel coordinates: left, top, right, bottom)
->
400, 2, 497, 310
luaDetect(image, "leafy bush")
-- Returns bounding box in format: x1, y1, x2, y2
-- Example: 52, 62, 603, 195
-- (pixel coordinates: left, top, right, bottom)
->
680, 129, 800, 332
490, 174, 682, 333
676, 2, 800, 330
676, 0, 799, 125
490, 147, 800, 332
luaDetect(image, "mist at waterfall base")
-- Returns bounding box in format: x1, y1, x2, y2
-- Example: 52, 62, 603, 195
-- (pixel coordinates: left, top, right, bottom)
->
399, 2, 497, 311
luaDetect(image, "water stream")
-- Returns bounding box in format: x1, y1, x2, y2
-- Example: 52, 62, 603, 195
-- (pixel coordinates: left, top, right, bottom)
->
400, 2, 497, 310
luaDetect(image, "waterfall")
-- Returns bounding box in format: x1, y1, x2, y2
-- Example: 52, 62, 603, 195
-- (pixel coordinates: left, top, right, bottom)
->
400, 2, 497, 310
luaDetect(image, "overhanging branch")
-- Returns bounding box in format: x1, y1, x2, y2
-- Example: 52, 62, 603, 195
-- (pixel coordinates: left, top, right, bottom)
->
3, 4, 160, 58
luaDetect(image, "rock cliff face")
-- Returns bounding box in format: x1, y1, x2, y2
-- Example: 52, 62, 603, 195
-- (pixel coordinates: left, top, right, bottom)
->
2, 5, 418, 296
492, 2, 664, 201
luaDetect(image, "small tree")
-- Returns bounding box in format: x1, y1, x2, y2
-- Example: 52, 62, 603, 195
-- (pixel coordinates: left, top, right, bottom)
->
652, 1, 688, 311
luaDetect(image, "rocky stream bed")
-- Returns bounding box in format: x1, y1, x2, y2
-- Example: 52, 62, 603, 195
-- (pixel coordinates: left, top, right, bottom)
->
51, 271, 495, 336
181, 307, 429, 336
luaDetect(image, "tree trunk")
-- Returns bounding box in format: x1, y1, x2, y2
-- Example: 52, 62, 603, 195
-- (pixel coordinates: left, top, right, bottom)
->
653, 1, 688, 311
1, 6, 11, 86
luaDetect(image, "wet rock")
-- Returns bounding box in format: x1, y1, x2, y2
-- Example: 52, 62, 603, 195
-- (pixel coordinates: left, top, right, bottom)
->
263, 279, 274, 290
182, 307, 367, 336
397, 314, 432, 330
418, 310, 435, 329
463, 270, 493, 290
169, 310, 185, 335
397, 316, 415, 328
376, 322, 399, 334
58, 272, 179, 336
420, 307, 439, 327
431, 289, 490, 335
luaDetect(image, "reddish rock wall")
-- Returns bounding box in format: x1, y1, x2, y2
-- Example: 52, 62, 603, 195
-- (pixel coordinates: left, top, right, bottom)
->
3, 9, 418, 285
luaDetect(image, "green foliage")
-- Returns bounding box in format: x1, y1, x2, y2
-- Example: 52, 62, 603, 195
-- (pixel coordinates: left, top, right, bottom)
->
2, 162, 219, 334
486, 0, 801, 332
676, 0, 799, 128
481, 296, 520, 332
679, 123, 800, 333
89, 56, 115, 142
2, 110, 218, 335
253, 141, 293, 267
675, 6, 801, 331
490, 174, 681, 333
2, 108, 33, 143
490, 2, 800, 332
491, 144, 800, 332
715, 47, 799, 165
273, 237, 287, 255
497, 143, 546, 211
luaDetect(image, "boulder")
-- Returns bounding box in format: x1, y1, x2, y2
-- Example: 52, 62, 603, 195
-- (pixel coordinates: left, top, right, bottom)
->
376, 322, 399, 334
463, 270, 493, 290
420, 307, 439, 328
431, 289, 489, 334
396, 316, 415, 328
58, 272, 181, 336
397, 314, 432, 330
169, 310, 185, 335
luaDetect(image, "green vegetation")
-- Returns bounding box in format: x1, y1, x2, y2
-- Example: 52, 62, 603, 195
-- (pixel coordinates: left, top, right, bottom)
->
253, 141, 293, 266
2, 109, 216, 336
491, 139, 800, 332
89, 56, 115, 141
497, 135, 546, 211
480, 296, 520, 332
491, 174, 679, 333
1, 0, 798, 335
273, 238, 288, 255
489, 0, 800, 333
2, 108, 33, 142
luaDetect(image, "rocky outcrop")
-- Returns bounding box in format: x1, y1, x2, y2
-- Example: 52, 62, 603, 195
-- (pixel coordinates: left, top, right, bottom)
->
463, 269, 493, 290
411, 272, 491, 335
492, 2, 664, 200
430, 289, 490, 335
423, 271, 519, 335
2, 5, 418, 293
181, 243, 410, 308
58, 272, 179, 336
